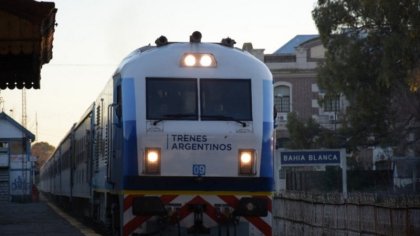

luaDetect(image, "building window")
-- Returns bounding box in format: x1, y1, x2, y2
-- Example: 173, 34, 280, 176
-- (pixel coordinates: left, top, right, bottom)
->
9, 140, 26, 155
323, 95, 340, 112
274, 85, 291, 113
0, 142, 8, 167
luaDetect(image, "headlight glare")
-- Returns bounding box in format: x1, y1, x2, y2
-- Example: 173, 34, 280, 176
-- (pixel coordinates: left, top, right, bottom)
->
144, 148, 161, 174
199, 54, 213, 67
147, 150, 159, 163
183, 54, 196, 67
238, 149, 256, 175
240, 151, 252, 164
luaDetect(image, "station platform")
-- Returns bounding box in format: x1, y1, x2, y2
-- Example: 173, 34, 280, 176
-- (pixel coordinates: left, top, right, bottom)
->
0, 197, 101, 236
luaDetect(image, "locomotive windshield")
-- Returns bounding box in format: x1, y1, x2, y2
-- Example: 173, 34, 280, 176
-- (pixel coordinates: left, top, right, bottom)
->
146, 78, 198, 120
146, 77, 252, 122
200, 79, 252, 121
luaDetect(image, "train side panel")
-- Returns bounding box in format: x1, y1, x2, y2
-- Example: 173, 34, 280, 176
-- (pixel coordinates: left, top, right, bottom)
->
60, 134, 73, 197
72, 106, 94, 198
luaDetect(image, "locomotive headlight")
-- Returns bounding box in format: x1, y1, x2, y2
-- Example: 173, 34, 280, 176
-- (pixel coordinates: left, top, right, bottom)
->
199, 54, 213, 67
183, 54, 196, 67
238, 149, 256, 175
147, 151, 159, 163
144, 148, 161, 174
240, 152, 252, 164
180, 53, 216, 67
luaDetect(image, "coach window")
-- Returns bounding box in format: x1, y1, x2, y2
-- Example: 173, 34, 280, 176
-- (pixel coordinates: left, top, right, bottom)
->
200, 79, 252, 121
146, 77, 198, 120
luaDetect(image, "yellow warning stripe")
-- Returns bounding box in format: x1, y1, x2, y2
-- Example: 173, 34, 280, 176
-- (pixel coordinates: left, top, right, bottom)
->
47, 202, 102, 236
92, 188, 272, 196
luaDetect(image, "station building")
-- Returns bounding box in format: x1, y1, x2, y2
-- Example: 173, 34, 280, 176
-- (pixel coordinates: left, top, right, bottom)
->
244, 35, 349, 148
0, 112, 36, 201
244, 35, 419, 192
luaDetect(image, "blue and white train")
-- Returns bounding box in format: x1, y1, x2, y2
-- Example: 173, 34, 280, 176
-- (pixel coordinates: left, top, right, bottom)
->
39, 32, 274, 236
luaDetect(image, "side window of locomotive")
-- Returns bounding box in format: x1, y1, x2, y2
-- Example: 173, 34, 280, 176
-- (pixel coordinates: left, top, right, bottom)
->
200, 79, 252, 121
146, 77, 198, 120
116, 84, 122, 120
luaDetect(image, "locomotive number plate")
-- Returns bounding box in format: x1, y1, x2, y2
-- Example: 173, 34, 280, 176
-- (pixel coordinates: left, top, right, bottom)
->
192, 164, 206, 176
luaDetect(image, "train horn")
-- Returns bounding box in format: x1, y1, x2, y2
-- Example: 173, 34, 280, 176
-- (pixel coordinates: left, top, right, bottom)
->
190, 31, 202, 43
155, 35, 168, 46
221, 37, 236, 47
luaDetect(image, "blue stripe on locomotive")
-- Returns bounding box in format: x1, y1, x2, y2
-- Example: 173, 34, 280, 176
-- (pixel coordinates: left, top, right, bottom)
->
121, 78, 138, 176
260, 80, 274, 187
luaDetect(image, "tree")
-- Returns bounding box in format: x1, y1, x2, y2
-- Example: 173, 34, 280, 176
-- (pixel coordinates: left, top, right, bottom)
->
286, 112, 347, 149
286, 112, 319, 149
31, 142, 55, 168
312, 0, 420, 153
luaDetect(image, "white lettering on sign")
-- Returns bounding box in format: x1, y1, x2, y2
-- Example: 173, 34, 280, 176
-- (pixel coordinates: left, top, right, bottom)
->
281, 151, 341, 165
308, 154, 338, 161
282, 154, 338, 162
283, 154, 306, 162
167, 134, 232, 151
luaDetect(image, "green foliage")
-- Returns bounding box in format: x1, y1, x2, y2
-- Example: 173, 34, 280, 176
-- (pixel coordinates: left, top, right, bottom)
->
31, 142, 55, 167
312, 0, 420, 150
286, 112, 349, 149
286, 112, 319, 149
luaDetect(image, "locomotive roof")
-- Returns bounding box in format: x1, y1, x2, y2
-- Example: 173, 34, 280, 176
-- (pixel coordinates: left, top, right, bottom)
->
114, 41, 268, 79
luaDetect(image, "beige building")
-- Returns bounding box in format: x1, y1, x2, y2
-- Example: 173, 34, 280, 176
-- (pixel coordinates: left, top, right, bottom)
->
245, 36, 418, 191
244, 35, 349, 147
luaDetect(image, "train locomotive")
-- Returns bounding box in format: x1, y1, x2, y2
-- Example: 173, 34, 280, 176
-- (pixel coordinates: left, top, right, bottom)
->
39, 31, 274, 236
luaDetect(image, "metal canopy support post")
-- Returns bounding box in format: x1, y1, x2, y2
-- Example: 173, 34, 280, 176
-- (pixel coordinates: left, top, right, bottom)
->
341, 149, 347, 199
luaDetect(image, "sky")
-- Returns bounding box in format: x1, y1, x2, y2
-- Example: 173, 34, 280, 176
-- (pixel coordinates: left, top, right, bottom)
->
0, 0, 318, 147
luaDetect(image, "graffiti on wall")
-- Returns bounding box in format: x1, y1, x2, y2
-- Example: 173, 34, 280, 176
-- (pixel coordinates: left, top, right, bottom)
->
11, 175, 29, 192
10, 159, 32, 195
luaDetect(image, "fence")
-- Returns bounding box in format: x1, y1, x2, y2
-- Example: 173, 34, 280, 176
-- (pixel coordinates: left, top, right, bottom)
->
284, 168, 394, 192
273, 191, 420, 236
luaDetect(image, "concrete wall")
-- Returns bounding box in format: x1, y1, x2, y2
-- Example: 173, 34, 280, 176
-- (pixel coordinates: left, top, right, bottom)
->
273, 191, 420, 236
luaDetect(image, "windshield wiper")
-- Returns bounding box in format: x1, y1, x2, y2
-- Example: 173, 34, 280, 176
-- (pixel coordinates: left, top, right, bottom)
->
152, 113, 197, 125
201, 115, 247, 127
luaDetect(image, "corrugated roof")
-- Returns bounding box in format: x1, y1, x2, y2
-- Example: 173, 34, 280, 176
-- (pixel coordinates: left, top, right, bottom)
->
0, 0, 57, 89
273, 35, 318, 55
0, 0, 55, 24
